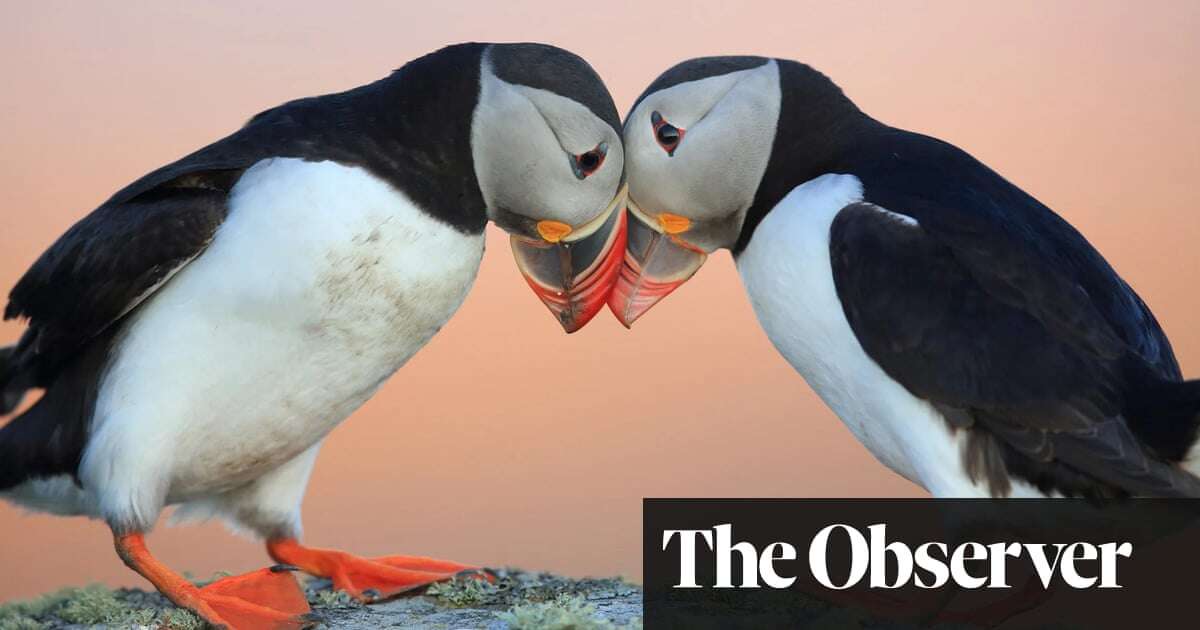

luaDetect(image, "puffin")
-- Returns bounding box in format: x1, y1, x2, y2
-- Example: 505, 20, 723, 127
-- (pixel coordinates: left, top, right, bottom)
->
0, 42, 626, 629
611, 56, 1200, 499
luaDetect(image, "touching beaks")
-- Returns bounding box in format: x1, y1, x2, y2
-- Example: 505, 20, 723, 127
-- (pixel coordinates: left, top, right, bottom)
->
606, 198, 707, 328
511, 184, 629, 333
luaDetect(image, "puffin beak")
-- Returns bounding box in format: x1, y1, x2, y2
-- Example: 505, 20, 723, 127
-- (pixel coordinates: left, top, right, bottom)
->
607, 198, 707, 328
511, 185, 628, 333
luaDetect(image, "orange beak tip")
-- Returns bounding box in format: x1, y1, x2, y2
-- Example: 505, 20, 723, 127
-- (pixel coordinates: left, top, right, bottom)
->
559, 312, 590, 334
605, 299, 635, 329
605, 245, 705, 330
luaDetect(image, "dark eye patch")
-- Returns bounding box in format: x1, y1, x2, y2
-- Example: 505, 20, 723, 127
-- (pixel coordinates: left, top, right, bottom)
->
650, 111, 684, 157
571, 142, 608, 179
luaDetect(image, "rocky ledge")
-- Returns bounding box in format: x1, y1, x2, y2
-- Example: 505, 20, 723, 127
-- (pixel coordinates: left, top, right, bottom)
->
0, 569, 644, 630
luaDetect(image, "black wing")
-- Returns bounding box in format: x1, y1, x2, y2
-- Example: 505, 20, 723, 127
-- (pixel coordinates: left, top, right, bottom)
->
4, 87, 352, 385
0, 69, 395, 494
829, 200, 1200, 498
0, 153, 241, 491
0, 89, 347, 489
5, 42, 492, 368
0, 45, 492, 489
4, 168, 248, 388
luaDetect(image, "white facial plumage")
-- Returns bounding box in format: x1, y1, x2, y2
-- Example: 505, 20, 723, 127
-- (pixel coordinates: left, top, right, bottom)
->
471, 52, 624, 233
624, 60, 781, 252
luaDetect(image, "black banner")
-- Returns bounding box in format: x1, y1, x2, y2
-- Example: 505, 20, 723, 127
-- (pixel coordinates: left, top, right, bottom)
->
644, 499, 1200, 629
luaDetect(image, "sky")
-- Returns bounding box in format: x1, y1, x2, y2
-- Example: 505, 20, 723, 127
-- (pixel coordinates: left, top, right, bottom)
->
0, 0, 1198, 601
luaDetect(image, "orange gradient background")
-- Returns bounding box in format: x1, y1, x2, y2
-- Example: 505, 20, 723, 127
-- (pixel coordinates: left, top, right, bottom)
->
1, 0, 1197, 601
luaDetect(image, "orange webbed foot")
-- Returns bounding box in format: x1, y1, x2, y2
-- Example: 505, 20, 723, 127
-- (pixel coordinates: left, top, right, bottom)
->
367, 554, 474, 574
195, 566, 312, 629
267, 539, 479, 602
115, 533, 310, 630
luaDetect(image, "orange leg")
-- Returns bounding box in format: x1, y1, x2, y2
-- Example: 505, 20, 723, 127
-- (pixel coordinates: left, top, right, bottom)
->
266, 538, 476, 602
115, 532, 310, 630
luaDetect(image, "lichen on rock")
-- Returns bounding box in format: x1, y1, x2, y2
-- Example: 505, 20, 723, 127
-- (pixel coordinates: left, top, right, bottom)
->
0, 569, 643, 630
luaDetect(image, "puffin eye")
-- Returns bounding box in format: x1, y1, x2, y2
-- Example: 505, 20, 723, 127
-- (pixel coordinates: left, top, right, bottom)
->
650, 110, 685, 157
573, 142, 607, 179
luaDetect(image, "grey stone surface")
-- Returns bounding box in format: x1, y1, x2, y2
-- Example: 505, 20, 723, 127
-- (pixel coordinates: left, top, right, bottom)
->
306, 569, 643, 629
0, 569, 643, 630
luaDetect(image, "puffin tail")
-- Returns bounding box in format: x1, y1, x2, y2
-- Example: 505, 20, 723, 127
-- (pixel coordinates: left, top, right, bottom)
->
0, 392, 92, 511
0, 331, 110, 494
1126, 375, 1200, 469
0, 342, 58, 493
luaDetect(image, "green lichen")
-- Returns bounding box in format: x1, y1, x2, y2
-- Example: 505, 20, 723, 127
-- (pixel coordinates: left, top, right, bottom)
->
309, 588, 361, 609
424, 570, 642, 629
426, 569, 640, 611
158, 608, 205, 630
425, 575, 506, 607
501, 594, 640, 630
0, 584, 203, 630
0, 607, 40, 629
56, 585, 129, 624
3, 569, 643, 629
0, 586, 77, 618
0, 611, 45, 630
0, 585, 111, 629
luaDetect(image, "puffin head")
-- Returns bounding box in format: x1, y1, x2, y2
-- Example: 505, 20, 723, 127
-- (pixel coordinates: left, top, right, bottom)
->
610, 57, 871, 327
608, 56, 784, 327
471, 43, 627, 333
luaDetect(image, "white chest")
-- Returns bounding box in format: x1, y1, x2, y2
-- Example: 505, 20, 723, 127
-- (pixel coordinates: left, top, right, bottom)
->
735, 174, 984, 495
209, 158, 485, 368
86, 158, 485, 498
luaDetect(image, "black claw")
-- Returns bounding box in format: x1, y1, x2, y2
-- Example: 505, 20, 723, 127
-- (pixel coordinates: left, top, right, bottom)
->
270, 563, 301, 573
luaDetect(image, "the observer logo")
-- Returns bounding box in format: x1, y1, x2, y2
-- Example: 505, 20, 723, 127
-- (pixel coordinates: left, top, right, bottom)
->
645, 499, 1200, 629
662, 523, 1133, 591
